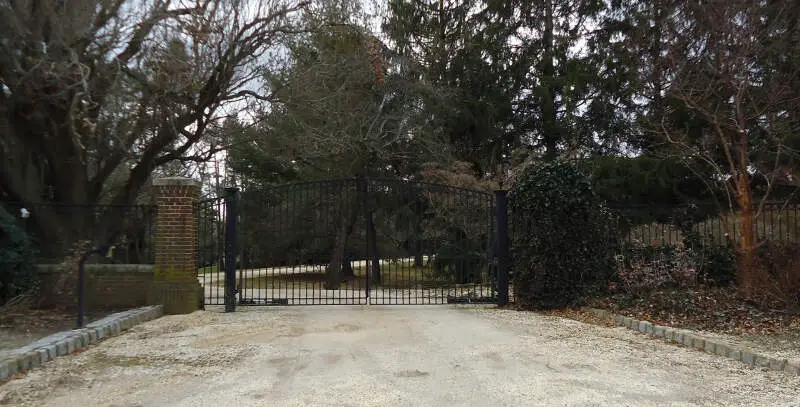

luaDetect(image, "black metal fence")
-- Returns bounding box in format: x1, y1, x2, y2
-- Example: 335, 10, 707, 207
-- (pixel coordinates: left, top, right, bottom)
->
199, 179, 512, 307
610, 202, 800, 247
1, 202, 157, 264
197, 195, 228, 307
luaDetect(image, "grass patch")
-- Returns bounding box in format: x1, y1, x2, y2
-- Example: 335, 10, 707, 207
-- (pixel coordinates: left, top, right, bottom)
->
198, 264, 220, 274
235, 263, 485, 290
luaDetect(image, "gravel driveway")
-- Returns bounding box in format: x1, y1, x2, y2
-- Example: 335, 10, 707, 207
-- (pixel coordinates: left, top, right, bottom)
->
1, 306, 798, 407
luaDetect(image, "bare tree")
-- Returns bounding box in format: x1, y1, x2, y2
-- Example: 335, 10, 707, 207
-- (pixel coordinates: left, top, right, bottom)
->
0, 0, 310, 256
654, 0, 800, 295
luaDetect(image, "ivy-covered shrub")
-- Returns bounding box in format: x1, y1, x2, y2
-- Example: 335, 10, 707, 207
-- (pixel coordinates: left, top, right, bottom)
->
0, 211, 39, 305
509, 160, 616, 309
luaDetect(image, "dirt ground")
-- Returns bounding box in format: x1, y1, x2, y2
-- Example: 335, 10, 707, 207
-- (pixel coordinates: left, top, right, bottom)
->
1, 305, 799, 407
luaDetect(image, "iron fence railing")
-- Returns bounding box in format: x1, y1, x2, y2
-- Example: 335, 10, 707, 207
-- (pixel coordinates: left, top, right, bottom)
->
196, 178, 512, 308
610, 202, 800, 247
197, 195, 227, 306
1, 202, 157, 264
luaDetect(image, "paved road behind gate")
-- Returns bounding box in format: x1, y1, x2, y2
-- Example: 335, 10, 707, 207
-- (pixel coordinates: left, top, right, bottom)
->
1, 306, 798, 407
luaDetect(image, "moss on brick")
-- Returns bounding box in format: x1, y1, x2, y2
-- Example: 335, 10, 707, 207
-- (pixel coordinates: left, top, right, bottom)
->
147, 281, 201, 314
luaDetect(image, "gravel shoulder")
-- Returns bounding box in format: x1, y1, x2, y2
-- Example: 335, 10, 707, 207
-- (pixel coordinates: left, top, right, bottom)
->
1, 306, 798, 407
692, 328, 800, 364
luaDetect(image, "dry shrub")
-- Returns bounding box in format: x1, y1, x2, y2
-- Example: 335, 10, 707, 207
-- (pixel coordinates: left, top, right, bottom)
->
754, 242, 800, 314
419, 161, 498, 192
614, 241, 698, 295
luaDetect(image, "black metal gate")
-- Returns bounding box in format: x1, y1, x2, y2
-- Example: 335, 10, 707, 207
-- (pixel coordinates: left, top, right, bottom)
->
198, 179, 510, 308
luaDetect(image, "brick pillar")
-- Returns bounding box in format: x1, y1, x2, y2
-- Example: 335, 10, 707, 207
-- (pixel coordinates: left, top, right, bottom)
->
147, 177, 202, 314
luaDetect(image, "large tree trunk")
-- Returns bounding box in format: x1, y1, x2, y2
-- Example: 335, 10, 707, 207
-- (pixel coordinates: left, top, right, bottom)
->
0, 118, 145, 263
541, 0, 559, 161
736, 165, 758, 297
324, 190, 360, 290
367, 212, 381, 284
734, 125, 759, 297
414, 249, 424, 270
340, 207, 359, 280
737, 200, 758, 295
324, 221, 349, 290
341, 253, 354, 278
412, 215, 425, 270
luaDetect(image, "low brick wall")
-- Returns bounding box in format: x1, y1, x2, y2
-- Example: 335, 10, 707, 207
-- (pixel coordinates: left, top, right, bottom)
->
36, 264, 154, 311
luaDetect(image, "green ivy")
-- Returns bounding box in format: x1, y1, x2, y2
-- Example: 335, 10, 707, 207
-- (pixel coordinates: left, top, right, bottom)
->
0, 211, 39, 305
509, 160, 616, 309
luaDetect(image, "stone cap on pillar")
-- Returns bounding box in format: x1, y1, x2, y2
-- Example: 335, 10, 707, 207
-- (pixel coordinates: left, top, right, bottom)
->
152, 177, 202, 188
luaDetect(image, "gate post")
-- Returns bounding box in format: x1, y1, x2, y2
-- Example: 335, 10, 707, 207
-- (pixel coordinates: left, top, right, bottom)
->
148, 177, 202, 314
495, 190, 510, 306
224, 187, 239, 312
360, 178, 379, 294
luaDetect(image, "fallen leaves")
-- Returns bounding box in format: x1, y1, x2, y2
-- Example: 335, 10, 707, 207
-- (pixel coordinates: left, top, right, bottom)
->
586, 286, 798, 336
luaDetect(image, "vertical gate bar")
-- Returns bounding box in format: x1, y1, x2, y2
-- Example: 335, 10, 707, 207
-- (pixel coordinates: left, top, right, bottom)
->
361, 178, 371, 303
485, 195, 491, 300
484, 194, 492, 300
237, 196, 243, 305
343, 181, 347, 305
220, 198, 225, 305
242, 196, 248, 304
315, 183, 321, 305
321, 182, 327, 305
224, 187, 239, 312
209, 200, 214, 303
212, 200, 217, 304
274, 189, 280, 305
452, 188, 459, 301
340, 181, 345, 305
348, 180, 354, 304
291, 184, 296, 304
495, 190, 510, 307
243, 197, 249, 305
394, 186, 399, 304
334, 179, 346, 305
285, 186, 291, 304
304, 183, 309, 304
198, 201, 204, 304
216, 198, 222, 304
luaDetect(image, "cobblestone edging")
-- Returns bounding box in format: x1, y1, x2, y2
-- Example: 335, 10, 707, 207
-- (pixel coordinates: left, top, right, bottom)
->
0, 305, 163, 382
585, 307, 800, 376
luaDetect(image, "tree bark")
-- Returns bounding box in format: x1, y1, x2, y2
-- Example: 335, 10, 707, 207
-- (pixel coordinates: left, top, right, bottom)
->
325, 186, 360, 290
367, 211, 381, 284
324, 220, 349, 290
414, 249, 424, 270
541, 0, 559, 161
735, 131, 758, 296
341, 252, 355, 278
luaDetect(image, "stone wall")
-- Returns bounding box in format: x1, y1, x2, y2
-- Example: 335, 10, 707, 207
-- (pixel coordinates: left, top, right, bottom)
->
36, 264, 154, 311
